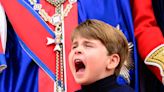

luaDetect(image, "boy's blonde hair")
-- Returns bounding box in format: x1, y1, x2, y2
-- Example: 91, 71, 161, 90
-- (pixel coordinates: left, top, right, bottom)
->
71, 19, 129, 75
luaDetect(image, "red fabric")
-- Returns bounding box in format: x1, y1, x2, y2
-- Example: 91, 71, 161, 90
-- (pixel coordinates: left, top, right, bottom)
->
39, 1, 56, 91
39, 0, 80, 92
0, 38, 3, 53
132, 0, 164, 82
40, 0, 80, 92
0, 0, 80, 91
39, 69, 54, 92
64, 2, 81, 92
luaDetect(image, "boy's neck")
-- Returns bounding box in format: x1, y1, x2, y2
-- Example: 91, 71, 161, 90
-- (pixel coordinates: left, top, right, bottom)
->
80, 74, 117, 92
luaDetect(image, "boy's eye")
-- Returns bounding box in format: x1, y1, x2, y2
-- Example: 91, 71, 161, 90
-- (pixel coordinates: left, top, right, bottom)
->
85, 44, 93, 48
72, 45, 77, 49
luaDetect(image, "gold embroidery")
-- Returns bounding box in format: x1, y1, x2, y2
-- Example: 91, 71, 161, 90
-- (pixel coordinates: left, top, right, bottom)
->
46, 0, 65, 7
0, 65, 7, 73
146, 46, 164, 72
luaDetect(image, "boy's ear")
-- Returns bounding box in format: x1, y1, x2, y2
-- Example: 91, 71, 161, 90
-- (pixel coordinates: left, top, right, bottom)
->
106, 54, 120, 70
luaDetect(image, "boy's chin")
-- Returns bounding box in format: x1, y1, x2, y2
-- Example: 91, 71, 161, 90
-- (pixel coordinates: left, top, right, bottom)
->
74, 77, 93, 85
75, 79, 89, 85
74, 75, 86, 84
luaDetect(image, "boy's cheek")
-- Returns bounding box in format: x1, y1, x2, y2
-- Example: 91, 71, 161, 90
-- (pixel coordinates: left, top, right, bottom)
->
68, 51, 73, 61
68, 53, 72, 64
68, 52, 74, 70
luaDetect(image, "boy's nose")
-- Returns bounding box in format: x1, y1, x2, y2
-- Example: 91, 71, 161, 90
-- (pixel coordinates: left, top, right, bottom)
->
75, 50, 82, 54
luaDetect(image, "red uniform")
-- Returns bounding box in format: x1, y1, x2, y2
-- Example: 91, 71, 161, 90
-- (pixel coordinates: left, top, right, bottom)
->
132, 0, 164, 88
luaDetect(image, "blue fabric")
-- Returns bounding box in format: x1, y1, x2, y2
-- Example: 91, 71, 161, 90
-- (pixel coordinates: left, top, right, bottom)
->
116, 76, 128, 85
0, 18, 38, 92
78, 0, 139, 92
0, 54, 6, 70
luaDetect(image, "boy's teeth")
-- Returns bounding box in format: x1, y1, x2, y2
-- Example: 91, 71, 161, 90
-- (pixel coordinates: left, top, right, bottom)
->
75, 59, 81, 62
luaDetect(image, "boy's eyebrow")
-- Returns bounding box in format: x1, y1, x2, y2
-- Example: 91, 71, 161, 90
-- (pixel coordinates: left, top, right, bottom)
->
72, 40, 95, 45
72, 41, 78, 45
83, 40, 97, 46
83, 40, 94, 44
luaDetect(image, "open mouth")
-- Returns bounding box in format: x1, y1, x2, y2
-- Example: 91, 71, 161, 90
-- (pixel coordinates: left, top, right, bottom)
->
74, 59, 85, 72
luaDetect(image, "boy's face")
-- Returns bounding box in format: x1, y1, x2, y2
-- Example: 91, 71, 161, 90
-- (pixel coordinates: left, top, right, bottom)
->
69, 36, 111, 85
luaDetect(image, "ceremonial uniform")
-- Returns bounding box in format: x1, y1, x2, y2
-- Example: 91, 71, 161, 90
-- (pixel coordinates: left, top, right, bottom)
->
132, 0, 164, 92
0, 0, 139, 92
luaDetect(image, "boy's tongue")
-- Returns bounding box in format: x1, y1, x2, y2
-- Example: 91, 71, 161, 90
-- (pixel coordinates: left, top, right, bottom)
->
75, 59, 85, 72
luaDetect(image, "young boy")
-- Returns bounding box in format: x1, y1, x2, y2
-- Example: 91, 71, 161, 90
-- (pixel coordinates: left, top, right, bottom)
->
69, 19, 134, 92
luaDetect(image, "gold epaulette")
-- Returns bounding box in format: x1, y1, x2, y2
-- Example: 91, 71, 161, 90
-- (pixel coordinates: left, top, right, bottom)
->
145, 44, 164, 84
